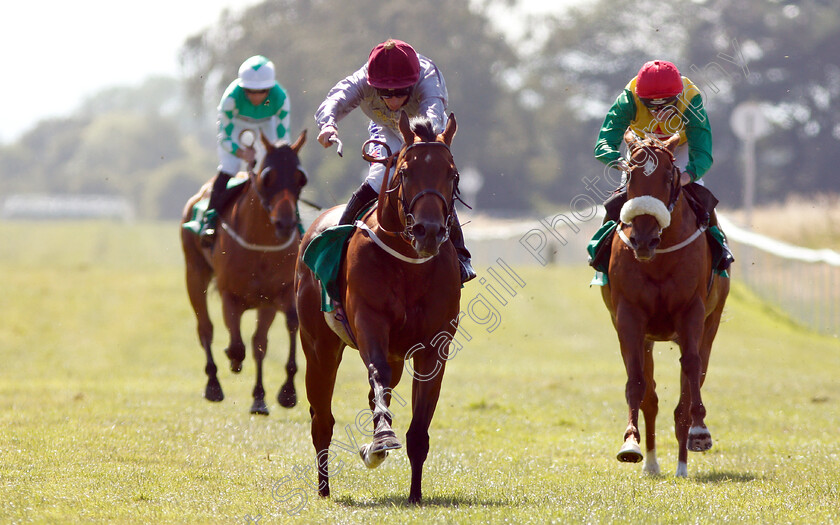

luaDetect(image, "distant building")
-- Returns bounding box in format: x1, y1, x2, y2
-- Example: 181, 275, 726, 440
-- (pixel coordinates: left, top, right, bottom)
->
1, 194, 135, 221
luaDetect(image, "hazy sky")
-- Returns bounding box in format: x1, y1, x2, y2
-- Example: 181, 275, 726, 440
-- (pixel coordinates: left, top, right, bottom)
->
1, 0, 252, 142
1, 0, 567, 143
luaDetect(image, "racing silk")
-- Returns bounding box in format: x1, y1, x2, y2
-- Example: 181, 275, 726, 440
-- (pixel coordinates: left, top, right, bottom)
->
594, 76, 713, 180
217, 80, 290, 155
314, 54, 448, 137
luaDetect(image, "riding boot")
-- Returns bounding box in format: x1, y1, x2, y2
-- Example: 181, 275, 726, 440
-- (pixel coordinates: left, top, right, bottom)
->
709, 209, 735, 272
450, 211, 476, 283
199, 171, 232, 247
339, 182, 379, 226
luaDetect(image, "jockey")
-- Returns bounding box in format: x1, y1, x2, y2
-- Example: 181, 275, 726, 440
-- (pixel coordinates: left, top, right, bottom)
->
592, 60, 733, 273
199, 55, 291, 246
314, 39, 476, 283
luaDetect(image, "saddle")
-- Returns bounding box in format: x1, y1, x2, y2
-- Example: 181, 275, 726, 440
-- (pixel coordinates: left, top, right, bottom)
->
181, 176, 250, 234
587, 183, 730, 281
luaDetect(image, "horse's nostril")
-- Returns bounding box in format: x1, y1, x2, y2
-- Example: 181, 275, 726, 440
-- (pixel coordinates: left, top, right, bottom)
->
650, 238, 661, 249
629, 236, 638, 249
413, 224, 426, 238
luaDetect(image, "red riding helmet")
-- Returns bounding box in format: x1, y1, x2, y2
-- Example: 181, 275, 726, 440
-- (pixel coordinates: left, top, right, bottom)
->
367, 39, 421, 89
635, 60, 683, 99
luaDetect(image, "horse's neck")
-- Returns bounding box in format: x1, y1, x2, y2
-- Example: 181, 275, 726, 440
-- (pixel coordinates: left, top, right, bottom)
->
376, 189, 404, 234
664, 193, 698, 239
230, 184, 270, 232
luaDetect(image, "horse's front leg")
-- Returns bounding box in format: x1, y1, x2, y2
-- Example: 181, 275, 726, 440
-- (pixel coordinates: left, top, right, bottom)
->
615, 304, 647, 463
249, 307, 277, 415
675, 300, 713, 476
184, 259, 222, 401
356, 325, 402, 468
277, 305, 299, 408
640, 340, 660, 475
405, 344, 447, 504
220, 294, 246, 373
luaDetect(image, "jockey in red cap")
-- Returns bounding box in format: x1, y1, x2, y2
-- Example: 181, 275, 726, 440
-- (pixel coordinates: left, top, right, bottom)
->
315, 39, 475, 283
589, 60, 733, 281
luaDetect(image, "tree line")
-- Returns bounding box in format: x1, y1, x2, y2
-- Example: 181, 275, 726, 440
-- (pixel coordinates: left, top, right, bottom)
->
1, 0, 836, 220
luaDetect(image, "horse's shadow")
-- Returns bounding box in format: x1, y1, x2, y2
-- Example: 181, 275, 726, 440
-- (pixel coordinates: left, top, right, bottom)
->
693, 471, 760, 483
333, 493, 509, 509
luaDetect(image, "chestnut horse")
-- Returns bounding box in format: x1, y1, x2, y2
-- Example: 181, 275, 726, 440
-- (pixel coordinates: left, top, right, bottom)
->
295, 112, 461, 503
601, 131, 730, 477
181, 130, 307, 415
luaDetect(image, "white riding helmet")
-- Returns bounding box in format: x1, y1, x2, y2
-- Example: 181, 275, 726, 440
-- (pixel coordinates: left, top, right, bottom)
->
238, 55, 276, 90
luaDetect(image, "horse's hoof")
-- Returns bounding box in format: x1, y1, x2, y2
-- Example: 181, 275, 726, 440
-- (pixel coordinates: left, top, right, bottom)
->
617, 439, 643, 463
205, 381, 224, 402
676, 461, 688, 477
687, 426, 713, 452
370, 431, 402, 454
277, 384, 297, 408
250, 399, 269, 415
224, 348, 244, 373
643, 449, 660, 475
408, 493, 422, 505
359, 443, 389, 469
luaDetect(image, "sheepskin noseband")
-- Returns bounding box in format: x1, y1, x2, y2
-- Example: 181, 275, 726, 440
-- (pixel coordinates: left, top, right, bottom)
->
620, 196, 671, 229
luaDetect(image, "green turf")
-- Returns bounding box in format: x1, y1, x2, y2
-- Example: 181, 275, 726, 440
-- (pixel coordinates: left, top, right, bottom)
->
0, 221, 838, 523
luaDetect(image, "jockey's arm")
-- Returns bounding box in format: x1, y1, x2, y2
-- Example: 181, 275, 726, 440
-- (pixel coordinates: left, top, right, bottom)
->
683, 93, 713, 182
594, 89, 635, 169
314, 66, 368, 142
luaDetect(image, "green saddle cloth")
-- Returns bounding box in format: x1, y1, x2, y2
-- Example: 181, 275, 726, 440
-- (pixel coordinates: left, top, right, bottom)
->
585, 220, 730, 287
182, 199, 209, 234
302, 225, 355, 312
181, 177, 304, 237
181, 177, 249, 234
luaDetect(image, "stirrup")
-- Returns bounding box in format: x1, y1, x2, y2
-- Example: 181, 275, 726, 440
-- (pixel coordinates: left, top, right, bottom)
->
459, 258, 476, 283
199, 227, 217, 247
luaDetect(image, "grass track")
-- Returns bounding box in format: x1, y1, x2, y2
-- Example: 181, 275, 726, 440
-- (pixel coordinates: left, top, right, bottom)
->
1, 221, 838, 523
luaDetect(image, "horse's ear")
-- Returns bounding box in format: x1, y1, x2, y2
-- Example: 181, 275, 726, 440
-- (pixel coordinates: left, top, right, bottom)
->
624, 129, 639, 148
439, 113, 457, 146
291, 129, 307, 153
664, 133, 680, 153
260, 130, 274, 152
398, 111, 414, 144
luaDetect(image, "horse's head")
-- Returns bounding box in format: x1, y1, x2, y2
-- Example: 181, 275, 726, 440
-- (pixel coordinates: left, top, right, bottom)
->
620, 130, 681, 261
253, 129, 307, 240
381, 112, 459, 257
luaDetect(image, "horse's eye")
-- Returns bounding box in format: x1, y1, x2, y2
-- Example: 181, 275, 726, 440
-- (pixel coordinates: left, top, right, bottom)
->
260, 168, 274, 187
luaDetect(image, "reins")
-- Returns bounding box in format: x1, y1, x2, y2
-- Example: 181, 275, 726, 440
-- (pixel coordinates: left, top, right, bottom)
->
362, 139, 464, 245
618, 139, 705, 254
216, 164, 300, 253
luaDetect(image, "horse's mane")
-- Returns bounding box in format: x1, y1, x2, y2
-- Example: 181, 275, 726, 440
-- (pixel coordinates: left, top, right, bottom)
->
410, 117, 437, 142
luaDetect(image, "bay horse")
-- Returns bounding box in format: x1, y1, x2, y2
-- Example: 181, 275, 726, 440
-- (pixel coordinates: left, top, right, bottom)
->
600, 130, 730, 477
180, 130, 307, 415
295, 112, 461, 503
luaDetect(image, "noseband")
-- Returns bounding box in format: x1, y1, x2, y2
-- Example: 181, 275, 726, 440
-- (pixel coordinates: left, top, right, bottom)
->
366, 139, 462, 243
626, 142, 681, 217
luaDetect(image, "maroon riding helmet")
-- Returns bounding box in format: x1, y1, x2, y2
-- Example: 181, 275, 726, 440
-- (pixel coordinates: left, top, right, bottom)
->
367, 39, 421, 90
635, 60, 683, 100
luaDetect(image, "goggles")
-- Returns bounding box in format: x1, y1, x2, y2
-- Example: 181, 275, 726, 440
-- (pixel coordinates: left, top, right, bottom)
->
377, 87, 412, 99
640, 96, 678, 110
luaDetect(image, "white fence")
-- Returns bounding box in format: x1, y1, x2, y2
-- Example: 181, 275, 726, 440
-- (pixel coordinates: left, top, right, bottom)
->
458, 211, 840, 337
1, 194, 135, 221
718, 215, 840, 337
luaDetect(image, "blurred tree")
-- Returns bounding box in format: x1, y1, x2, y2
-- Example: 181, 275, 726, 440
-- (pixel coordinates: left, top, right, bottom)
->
179, 0, 534, 211
523, 0, 840, 207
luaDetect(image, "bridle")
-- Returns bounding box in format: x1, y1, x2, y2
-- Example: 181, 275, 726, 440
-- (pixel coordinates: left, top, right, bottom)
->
363, 139, 465, 244
618, 139, 707, 255
626, 140, 681, 215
